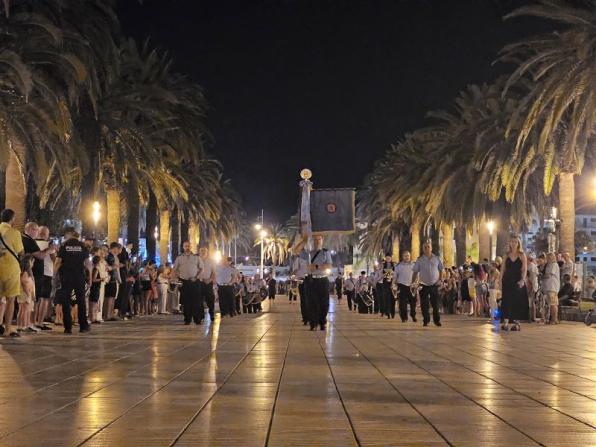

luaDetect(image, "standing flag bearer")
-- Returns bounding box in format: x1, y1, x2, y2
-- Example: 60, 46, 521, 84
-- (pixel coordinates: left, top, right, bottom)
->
294, 169, 355, 331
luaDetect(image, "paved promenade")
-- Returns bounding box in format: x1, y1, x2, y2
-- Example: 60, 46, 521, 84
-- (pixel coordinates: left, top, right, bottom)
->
0, 298, 594, 446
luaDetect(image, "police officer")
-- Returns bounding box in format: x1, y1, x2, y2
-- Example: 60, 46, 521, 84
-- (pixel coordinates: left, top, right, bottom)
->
173, 241, 203, 325
292, 249, 309, 325
54, 228, 90, 334
380, 254, 396, 319
412, 240, 444, 327
306, 234, 333, 331
394, 251, 417, 322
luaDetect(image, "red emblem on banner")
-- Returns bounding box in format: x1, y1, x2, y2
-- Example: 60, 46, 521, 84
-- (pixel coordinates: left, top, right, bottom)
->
326, 203, 337, 213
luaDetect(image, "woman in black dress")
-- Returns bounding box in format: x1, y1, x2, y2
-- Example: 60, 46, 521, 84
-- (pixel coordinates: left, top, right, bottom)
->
500, 235, 529, 331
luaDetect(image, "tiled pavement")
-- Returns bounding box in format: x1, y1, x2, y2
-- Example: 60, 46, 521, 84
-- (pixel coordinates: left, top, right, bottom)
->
0, 298, 594, 446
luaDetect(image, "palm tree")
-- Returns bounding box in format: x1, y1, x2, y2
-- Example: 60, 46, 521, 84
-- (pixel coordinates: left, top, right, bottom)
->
0, 5, 92, 228
257, 224, 289, 267
500, 0, 596, 257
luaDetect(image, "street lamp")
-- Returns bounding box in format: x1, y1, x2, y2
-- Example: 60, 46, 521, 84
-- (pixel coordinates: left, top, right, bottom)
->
91, 201, 101, 239
487, 220, 495, 261
254, 223, 262, 231
259, 229, 267, 279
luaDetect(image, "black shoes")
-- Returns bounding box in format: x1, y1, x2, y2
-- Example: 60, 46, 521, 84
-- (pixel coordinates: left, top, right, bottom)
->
434, 321, 442, 327
80, 328, 91, 333
64, 329, 72, 334
412, 317, 417, 323
320, 325, 326, 331
423, 322, 429, 327
310, 323, 316, 331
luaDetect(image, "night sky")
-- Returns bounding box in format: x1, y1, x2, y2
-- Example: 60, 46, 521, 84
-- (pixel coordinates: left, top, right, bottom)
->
117, 0, 557, 223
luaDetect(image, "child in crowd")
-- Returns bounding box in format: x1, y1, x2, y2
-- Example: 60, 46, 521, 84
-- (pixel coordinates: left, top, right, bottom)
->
89, 255, 102, 323
17, 255, 36, 333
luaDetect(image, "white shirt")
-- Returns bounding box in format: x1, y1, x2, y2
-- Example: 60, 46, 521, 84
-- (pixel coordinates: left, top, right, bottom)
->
356, 276, 368, 293
198, 257, 215, 282
37, 240, 54, 277
344, 277, 356, 291
542, 262, 560, 293
174, 253, 202, 280
215, 265, 236, 285
413, 254, 443, 286
309, 249, 332, 277
292, 251, 309, 279
394, 262, 414, 286
527, 262, 539, 291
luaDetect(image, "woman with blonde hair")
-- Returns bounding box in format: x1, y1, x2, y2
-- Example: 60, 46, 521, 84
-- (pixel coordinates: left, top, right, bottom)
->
499, 235, 529, 331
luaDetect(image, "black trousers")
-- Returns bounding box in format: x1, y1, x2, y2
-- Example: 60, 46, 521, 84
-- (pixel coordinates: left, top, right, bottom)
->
398, 284, 416, 321
336, 286, 342, 299
299, 282, 308, 323
61, 277, 88, 332
356, 293, 369, 313
374, 284, 382, 314
346, 290, 355, 310
117, 281, 131, 316
218, 285, 235, 316
181, 280, 203, 324
420, 285, 440, 324
306, 277, 329, 327
381, 282, 395, 318
200, 281, 215, 320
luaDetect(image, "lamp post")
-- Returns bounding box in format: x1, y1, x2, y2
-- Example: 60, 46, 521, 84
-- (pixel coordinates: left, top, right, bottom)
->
259, 229, 267, 279
487, 220, 495, 261
92, 201, 101, 240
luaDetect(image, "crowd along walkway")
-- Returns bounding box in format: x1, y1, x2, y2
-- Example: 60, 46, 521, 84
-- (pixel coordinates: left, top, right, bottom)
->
0, 297, 594, 446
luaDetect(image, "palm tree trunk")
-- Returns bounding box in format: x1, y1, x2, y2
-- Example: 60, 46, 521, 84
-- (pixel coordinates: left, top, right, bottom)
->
410, 222, 420, 260
170, 208, 180, 259
159, 210, 170, 265
496, 226, 510, 260
558, 172, 575, 258
441, 222, 454, 267
180, 209, 189, 249
106, 188, 121, 243
391, 234, 400, 261
5, 146, 26, 230
0, 169, 5, 209
127, 179, 140, 254
189, 220, 200, 251
478, 218, 490, 262
145, 192, 157, 260
454, 225, 467, 266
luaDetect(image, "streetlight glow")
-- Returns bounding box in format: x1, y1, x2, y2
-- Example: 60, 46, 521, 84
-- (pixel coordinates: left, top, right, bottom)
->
254, 223, 262, 231
91, 201, 101, 226
259, 229, 267, 239
487, 220, 495, 235
214, 250, 222, 264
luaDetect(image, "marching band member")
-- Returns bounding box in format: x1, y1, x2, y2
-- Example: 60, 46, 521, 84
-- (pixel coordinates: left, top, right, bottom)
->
394, 251, 417, 322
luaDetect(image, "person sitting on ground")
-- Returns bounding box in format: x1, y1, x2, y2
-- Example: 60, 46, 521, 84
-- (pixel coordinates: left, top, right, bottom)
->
558, 274, 578, 307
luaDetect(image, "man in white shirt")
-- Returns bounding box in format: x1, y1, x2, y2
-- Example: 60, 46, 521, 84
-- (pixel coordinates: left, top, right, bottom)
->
527, 255, 539, 322
34, 226, 56, 330
344, 272, 356, 311
198, 246, 216, 321
412, 240, 444, 327
394, 251, 417, 323
216, 256, 238, 317
173, 241, 203, 325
